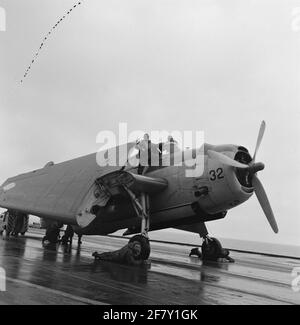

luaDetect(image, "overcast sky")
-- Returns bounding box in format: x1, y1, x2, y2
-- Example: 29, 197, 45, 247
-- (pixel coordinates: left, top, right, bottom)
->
0, 0, 300, 246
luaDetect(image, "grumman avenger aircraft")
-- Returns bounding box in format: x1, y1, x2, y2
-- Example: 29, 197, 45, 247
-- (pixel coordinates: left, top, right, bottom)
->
0, 121, 278, 262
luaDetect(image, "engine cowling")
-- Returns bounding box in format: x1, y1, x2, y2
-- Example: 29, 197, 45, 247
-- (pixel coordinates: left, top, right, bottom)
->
193, 145, 254, 215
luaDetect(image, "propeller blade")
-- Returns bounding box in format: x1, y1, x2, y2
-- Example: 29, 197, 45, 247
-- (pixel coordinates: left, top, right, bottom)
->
252, 120, 266, 162
252, 174, 278, 233
207, 150, 248, 169
249, 162, 265, 174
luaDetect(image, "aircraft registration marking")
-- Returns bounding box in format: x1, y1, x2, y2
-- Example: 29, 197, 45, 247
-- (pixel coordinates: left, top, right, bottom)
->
209, 168, 224, 181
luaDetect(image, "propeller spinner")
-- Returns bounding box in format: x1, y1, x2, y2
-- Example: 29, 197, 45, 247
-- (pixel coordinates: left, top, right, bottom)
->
207, 121, 278, 233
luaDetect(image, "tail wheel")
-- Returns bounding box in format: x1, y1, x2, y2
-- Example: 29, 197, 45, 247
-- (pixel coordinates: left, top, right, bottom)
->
129, 235, 150, 260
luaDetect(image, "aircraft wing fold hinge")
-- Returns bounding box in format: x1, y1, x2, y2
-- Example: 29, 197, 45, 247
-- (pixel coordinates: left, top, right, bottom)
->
98, 170, 168, 196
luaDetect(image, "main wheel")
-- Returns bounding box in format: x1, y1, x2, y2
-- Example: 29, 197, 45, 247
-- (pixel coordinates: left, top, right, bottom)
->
5, 213, 14, 235
129, 235, 151, 260
202, 237, 223, 260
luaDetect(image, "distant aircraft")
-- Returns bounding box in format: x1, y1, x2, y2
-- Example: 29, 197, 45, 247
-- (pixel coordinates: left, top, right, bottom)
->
0, 121, 277, 261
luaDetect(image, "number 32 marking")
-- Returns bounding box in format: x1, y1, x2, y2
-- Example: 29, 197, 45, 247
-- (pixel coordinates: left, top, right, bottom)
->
209, 168, 224, 181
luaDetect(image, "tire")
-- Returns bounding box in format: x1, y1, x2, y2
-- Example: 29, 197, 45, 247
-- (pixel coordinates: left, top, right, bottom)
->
22, 215, 29, 234
6, 213, 15, 235
129, 235, 151, 260
201, 237, 223, 260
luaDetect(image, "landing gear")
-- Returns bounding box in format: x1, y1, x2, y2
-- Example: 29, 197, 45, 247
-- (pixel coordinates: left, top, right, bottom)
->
190, 236, 234, 262
1, 211, 29, 238
129, 235, 150, 261
93, 189, 151, 265
202, 237, 224, 260
126, 189, 151, 261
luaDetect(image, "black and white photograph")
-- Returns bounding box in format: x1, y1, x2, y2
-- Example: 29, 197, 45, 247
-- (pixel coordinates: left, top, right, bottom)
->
0, 0, 299, 308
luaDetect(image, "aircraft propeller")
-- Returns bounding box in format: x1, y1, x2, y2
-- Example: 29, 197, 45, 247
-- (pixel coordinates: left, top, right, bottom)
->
207, 121, 278, 233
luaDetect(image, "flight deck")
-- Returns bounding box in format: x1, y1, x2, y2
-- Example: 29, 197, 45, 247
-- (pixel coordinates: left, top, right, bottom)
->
0, 229, 299, 305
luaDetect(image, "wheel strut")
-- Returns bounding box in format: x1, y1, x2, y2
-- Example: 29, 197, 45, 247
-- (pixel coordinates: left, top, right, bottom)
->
123, 186, 150, 238
189, 236, 234, 262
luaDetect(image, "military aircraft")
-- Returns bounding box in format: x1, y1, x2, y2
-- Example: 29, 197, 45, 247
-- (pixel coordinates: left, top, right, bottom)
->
0, 121, 278, 261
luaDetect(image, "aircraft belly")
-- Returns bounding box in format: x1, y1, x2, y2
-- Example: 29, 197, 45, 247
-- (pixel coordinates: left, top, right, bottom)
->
151, 204, 195, 223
